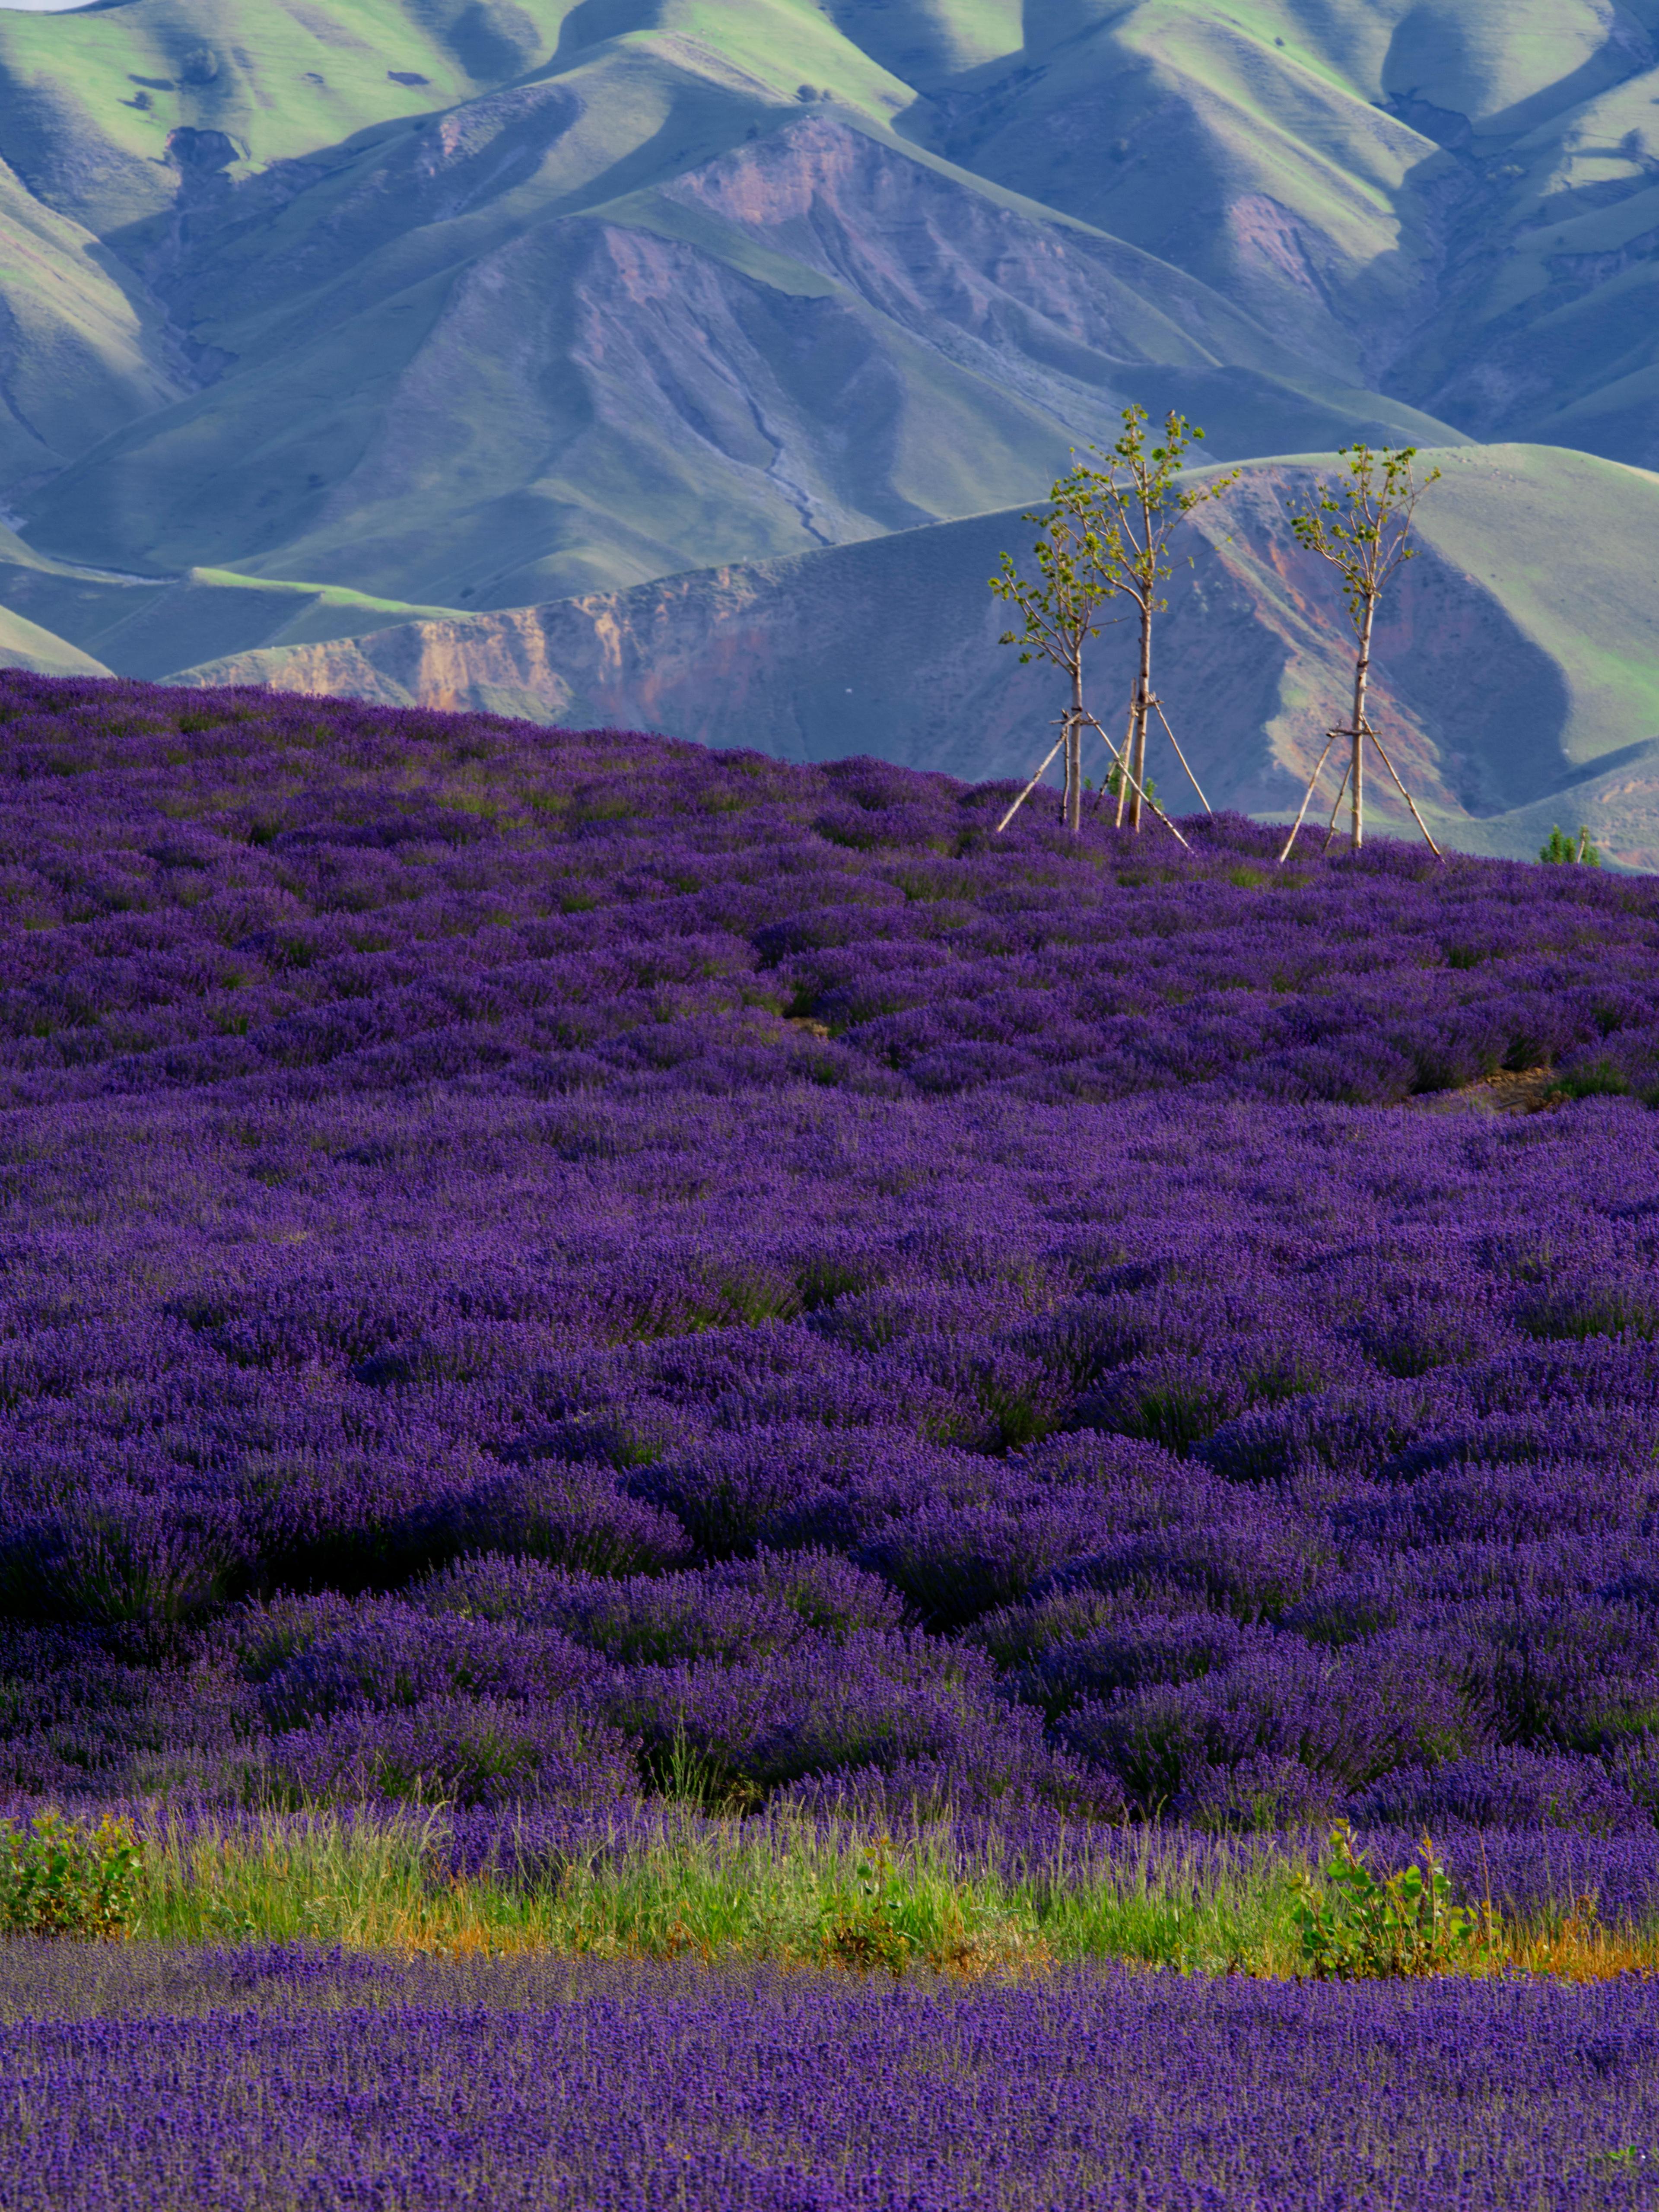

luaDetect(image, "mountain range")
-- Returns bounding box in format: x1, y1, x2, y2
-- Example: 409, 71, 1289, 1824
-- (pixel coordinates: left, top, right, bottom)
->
3, 0, 1659, 858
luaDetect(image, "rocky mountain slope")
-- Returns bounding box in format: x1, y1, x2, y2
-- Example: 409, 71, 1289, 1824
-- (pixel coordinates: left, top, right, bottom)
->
2, 1, 1659, 855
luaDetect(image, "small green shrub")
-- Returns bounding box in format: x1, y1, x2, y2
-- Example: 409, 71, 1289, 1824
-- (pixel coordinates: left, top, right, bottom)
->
0, 1811, 142, 1939
1549, 1058, 1630, 1101
1291, 1822, 1486, 1980
1539, 824, 1601, 866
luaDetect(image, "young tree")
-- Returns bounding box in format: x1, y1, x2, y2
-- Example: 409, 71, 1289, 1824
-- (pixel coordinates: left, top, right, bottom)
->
989, 408, 1233, 836
1100, 407, 1236, 832
1281, 445, 1441, 859
988, 454, 1122, 836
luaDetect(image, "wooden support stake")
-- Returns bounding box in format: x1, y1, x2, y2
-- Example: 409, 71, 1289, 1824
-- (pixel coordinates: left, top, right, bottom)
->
995, 728, 1068, 834
1081, 714, 1192, 850
1322, 752, 1353, 852
1149, 696, 1211, 814
1276, 732, 1338, 864
1363, 723, 1444, 860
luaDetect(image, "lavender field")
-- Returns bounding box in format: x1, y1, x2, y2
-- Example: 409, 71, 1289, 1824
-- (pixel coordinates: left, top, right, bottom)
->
5, 667, 1659, 2203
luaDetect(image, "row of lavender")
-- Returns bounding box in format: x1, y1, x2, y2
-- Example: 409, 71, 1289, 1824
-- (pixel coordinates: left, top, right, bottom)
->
4, 673, 1659, 1875
4, 1949, 1655, 2209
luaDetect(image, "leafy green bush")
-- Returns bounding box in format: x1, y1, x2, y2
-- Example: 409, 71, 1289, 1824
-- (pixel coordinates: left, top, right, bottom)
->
0, 1811, 142, 1939
1539, 824, 1601, 865
1104, 761, 1156, 804
1292, 1822, 1487, 1979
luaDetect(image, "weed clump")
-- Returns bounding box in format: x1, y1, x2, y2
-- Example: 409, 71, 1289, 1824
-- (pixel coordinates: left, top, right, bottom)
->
1292, 1822, 1489, 1980
0, 1811, 141, 1940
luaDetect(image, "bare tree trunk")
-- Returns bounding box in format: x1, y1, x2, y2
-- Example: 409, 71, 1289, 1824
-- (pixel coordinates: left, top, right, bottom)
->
1351, 594, 1374, 850
1066, 662, 1084, 835
1128, 593, 1152, 833
1115, 697, 1134, 827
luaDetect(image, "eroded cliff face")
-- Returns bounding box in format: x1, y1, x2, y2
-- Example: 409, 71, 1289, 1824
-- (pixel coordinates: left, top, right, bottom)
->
663, 114, 1275, 380
174, 445, 1659, 868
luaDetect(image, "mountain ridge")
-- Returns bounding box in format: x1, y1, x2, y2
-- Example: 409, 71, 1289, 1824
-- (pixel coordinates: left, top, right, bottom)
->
1, 1, 1657, 857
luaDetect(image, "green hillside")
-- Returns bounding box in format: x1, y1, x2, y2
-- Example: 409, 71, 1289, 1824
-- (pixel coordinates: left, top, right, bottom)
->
0, 598, 109, 677
927, 0, 1659, 464
6, 0, 1659, 592
7, 8, 1458, 610
0, 522, 464, 676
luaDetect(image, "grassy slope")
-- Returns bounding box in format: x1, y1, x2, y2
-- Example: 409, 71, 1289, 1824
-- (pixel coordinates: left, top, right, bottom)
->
0, 0, 544, 229
4, 0, 1460, 618
4, 1, 1657, 511
932, 2, 1659, 465
12, 121, 1454, 615
176, 442, 1659, 868
1398, 66, 1659, 463
926, 1, 1449, 383
0, 597, 109, 676
0, 523, 465, 677
0, 156, 184, 487
1402, 445, 1659, 778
